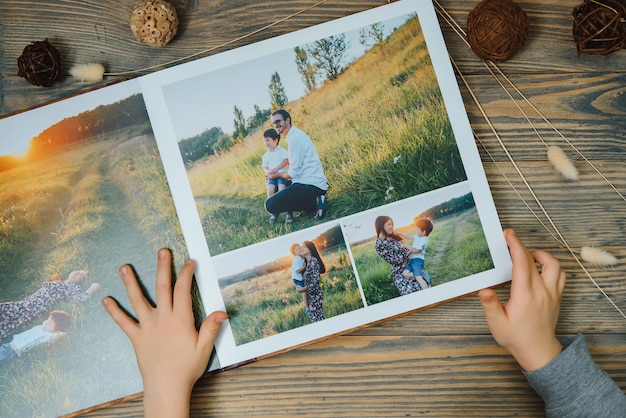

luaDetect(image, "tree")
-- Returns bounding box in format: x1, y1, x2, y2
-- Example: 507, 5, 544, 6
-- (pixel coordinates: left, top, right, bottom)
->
306, 34, 350, 81
246, 104, 271, 132
268, 72, 288, 110
294, 46, 317, 92
359, 22, 386, 48
232, 105, 248, 140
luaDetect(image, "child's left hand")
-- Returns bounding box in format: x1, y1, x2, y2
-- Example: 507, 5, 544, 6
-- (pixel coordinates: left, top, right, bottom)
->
102, 249, 227, 418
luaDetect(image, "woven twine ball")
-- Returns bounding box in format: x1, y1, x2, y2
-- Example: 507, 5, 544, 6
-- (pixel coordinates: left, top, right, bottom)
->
466, 0, 529, 62
16, 38, 61, 87
130, 0, 179, 47
572, 0, 626, 55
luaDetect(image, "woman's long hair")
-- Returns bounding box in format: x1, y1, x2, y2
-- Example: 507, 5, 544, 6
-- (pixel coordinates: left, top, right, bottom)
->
374, 215, 404, 242
303, 241, 326, 274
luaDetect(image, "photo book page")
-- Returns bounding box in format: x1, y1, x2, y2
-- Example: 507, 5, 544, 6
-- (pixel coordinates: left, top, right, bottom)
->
139, 0, 512, 369
0, 1, 511, 416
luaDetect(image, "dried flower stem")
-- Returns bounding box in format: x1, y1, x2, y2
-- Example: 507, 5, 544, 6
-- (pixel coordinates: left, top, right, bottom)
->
434, 0, 625, 318
434, 0, 626, 203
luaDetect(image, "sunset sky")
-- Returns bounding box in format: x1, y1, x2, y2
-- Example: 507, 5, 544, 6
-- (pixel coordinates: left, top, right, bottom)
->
0, 80, 142, 158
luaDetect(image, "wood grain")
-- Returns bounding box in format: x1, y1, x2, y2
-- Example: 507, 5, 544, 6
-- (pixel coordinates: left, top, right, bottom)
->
2, 0, 625, 416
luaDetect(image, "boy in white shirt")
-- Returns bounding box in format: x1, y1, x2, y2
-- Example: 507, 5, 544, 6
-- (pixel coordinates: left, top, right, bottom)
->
290, 243, 308, 308
261, 128, 290, 224
0, 310, 72, 363
401, 217, 433, 289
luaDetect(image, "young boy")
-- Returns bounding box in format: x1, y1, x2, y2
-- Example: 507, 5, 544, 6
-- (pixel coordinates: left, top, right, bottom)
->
401, 217, 433, 288
0, 310, 72, 363
261, 128, 291, 224
290, 243, 308, 308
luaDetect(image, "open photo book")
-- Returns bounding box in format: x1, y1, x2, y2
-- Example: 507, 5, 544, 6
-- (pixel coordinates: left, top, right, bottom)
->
0, 0, 512, 416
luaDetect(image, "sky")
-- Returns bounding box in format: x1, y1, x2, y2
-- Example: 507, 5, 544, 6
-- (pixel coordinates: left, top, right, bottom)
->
161, 14, 411, 139
0, 80, 141, 157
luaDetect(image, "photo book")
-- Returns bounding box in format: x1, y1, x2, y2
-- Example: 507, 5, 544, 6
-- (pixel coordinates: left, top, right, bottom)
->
0, 0, 512, 416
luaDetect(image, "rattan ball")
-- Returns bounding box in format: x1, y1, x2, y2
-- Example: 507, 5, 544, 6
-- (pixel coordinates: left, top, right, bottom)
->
17, 39, 61, 87
466, 0, 529, 62
572, 0, 626, 55
130, 0, 179, 47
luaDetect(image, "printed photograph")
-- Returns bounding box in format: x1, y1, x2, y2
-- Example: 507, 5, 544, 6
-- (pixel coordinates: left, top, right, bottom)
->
344, 183, 494, 305
213, 223, 363, 345
161, 11, 468, 257
0, 81, 195, 417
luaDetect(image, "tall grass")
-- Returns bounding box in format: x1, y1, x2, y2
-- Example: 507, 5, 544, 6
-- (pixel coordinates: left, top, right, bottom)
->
0, 127, 190, 417
222, 247, 363, 345
184, 16, 466, 254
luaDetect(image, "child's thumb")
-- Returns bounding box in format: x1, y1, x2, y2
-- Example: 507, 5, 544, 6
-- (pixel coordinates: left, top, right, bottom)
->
198, 311, 228, 353
478, 288, 504, 323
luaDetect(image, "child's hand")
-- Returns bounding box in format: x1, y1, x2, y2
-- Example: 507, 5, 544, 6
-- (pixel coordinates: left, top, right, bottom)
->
102, 249, 227, 418
479, 229, 565, 372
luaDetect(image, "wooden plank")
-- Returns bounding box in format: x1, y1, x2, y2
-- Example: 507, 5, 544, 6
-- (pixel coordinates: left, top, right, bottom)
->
81, 334, 626, 417
2, 0, 625, 416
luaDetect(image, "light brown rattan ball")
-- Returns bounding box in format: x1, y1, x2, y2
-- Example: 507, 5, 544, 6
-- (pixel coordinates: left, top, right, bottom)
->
572, 0, 626, 55
130, 0, 179, 47
466, 0, 529, 62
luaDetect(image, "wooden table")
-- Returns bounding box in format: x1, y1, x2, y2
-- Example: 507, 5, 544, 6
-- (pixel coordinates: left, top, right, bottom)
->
2, 0, 625, 416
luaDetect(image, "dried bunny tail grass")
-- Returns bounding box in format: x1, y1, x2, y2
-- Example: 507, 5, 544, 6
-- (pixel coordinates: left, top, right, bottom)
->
581, 246, 619, 266
70, 63, 105, 82
547, 145, 579, 180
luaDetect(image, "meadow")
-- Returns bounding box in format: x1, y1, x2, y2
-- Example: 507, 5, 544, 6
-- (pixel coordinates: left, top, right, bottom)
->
221, 245, 363, 345
352, 207, 494, 304
0, 124, 193, 417
185, 15, 467, 255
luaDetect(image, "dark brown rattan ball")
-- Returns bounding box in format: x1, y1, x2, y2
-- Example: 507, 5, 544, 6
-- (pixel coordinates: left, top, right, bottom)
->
467, 0, 529, 62
572, 0, 626, 55
17, 39, 61, 87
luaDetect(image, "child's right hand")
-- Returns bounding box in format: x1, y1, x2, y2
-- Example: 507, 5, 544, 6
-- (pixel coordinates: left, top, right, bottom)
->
103, 249, 227, 418
478, 229, 565, 372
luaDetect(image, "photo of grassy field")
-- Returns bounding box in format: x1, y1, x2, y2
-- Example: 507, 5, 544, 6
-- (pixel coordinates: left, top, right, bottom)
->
167, 14, 467, 257
0, 91, 196, 417
216, 224, 363, 346
351, 204, 494, 305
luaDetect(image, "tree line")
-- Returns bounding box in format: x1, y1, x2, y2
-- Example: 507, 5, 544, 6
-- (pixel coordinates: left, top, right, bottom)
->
179, 23, 389, 166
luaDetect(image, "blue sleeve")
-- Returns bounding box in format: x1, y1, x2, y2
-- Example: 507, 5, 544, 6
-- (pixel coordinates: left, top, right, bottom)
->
523, 334, 626, 417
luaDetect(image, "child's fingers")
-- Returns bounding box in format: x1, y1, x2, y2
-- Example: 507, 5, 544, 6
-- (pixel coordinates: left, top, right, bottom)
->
119, 264, 153, 320
173, 259, 195, 315
155, 248, 174, 311
530, 249, 566, 295
504, 229, 533, 293
102, 297, 140, 340
478, 288, 507, 332
197, 311, 228, 358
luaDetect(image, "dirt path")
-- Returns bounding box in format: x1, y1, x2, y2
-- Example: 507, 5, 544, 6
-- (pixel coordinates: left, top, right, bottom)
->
87, 145, 160, 304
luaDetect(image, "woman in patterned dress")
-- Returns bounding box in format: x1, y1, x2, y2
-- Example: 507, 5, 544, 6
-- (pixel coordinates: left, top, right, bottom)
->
301, 241, 326, 323
374, 215, 421, 296
0, 270, 100, 339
